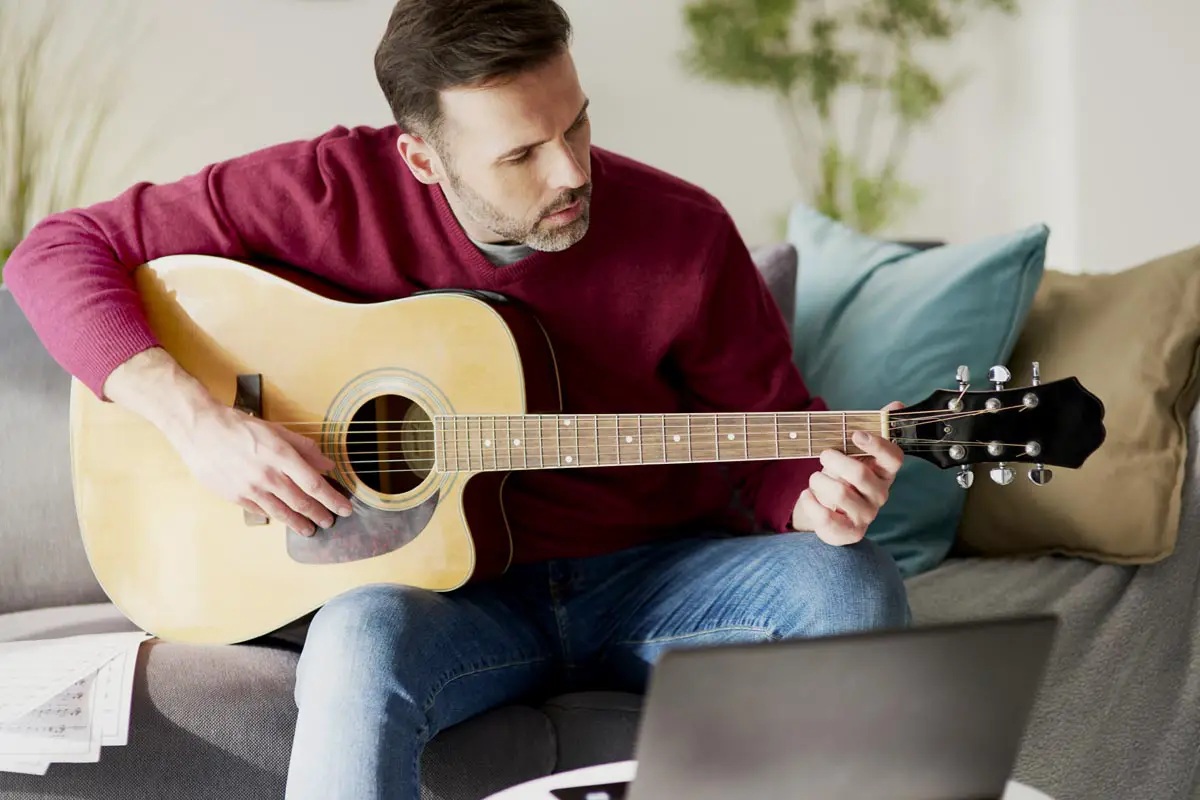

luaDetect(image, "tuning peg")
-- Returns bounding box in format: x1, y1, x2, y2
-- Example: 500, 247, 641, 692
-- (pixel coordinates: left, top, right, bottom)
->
990, 464, 1015, 485
956, 365, 970, 389
1031, 361, 1041, 386
955, 465, 974, 489
988, 365, 1011, 390
1029, 465, 1054, 485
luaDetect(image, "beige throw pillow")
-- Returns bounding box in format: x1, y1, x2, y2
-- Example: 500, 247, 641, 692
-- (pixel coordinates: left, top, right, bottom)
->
956, 244, 1200, 563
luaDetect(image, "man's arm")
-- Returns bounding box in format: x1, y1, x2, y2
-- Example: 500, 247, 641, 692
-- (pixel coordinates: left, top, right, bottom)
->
670, 212, 828, 534
4, 137, 343, 402
671, 212, 904, 542
3, 134, 356, 533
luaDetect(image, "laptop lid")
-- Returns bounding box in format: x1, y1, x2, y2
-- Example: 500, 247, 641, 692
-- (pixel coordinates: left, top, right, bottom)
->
626, 614, 1058, 800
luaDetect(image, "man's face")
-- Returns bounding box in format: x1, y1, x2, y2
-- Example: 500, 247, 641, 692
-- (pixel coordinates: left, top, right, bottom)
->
424, 49, 592, 251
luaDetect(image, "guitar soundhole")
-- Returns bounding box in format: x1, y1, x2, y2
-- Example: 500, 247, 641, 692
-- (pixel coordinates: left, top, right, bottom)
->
345, 394, 433, 495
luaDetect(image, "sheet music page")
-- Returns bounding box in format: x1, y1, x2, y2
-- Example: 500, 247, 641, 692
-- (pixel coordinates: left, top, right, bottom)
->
0, 632, 149, 724
0, 630, 150, 773
0, 672, 103, 761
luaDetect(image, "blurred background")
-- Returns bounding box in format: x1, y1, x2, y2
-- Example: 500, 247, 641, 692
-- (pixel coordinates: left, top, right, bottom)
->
1, 0, 1197, 276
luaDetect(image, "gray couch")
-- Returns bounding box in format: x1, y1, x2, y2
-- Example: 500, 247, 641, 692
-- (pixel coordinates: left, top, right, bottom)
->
4, 244, 1200, 800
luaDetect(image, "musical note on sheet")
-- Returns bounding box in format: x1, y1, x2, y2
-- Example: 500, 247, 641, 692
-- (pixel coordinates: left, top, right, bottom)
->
0, 631, 150, 774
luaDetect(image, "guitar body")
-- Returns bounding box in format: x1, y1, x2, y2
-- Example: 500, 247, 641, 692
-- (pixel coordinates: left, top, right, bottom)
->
69, 255, 561, 644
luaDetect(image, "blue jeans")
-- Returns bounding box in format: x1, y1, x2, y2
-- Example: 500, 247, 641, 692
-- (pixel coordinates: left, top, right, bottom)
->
283, 532, 909, 800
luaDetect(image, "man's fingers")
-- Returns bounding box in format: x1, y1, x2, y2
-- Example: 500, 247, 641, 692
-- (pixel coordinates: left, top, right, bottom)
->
851, 430, 904, 479
284, 460, 353, 518
819, 448, 889, 508
278, 427, 336, 472
250, 489, 317, 537
272, 472, 337, 530
800, 489, 862, 546
809, 471, 873, 529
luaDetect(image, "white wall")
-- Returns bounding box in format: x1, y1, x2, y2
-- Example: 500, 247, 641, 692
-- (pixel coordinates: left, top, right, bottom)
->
46, 0, 1200, 274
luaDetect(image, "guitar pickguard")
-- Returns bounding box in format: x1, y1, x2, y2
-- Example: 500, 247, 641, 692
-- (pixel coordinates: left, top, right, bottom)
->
284, 483, 439, 564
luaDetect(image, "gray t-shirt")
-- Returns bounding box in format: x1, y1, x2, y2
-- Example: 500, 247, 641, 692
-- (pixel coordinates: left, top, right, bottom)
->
471, 237, 534, 267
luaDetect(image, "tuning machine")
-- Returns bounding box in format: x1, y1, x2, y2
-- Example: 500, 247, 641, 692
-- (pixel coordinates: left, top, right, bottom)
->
948, 365, 970, 412
955, 465, 974, 489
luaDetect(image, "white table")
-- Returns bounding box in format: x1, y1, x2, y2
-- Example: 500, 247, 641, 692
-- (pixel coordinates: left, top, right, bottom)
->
485, 760, 1055, 800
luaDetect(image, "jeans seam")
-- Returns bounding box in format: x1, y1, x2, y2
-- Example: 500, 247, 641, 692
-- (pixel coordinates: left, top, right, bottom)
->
422, 656, 548, 716
549, 573, 574, 668
613, 624, 777, 647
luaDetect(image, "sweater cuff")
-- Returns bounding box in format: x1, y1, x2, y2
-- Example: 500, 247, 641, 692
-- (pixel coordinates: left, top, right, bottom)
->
755, 457, 824, 533
60, 306, 161, 401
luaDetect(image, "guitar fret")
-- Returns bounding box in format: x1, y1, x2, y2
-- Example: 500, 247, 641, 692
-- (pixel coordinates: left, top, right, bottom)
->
573, 415, 580, 467
486, 416, 494, 471
660, 415, 667, 464
637, 416, 644, 464
686, 416, 692, 463
741, 415, 748, 459
592, 415, 600, 467
555, 416, 562, 467
714, 414, 719, 461
774, 414, 780, 458
807, 416, 813, 457
842, 412, 847, 452
615, 415, 621, 465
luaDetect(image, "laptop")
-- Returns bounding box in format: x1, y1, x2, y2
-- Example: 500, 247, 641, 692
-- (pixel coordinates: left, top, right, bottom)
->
551, 614, 1058, 800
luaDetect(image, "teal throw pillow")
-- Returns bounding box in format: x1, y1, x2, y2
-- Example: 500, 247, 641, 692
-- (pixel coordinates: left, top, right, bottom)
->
786, 204, 1048, 577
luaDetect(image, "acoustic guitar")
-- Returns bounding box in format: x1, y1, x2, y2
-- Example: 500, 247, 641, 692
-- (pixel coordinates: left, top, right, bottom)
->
69, 255, 1106, 644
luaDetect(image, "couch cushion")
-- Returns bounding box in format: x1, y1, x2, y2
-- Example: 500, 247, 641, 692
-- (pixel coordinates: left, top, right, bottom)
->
956, 245, 1200, 563
540, 691, 642, 772
0, 602, 140, 642
783, 205, 1047, 577
750, 243, 797, 326
0, 289, 105, 614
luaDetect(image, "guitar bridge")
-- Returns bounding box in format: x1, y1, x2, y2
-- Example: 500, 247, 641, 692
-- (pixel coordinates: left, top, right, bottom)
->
234, 374, 269, 527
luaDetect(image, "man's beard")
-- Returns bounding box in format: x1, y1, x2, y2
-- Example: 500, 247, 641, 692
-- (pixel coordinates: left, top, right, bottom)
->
446, 167, 591, 252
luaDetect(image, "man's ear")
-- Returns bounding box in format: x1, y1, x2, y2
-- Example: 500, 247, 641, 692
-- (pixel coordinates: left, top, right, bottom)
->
397, 133, 444, 185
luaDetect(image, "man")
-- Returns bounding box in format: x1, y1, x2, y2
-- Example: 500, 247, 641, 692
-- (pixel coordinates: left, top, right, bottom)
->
4, 1, 908, 798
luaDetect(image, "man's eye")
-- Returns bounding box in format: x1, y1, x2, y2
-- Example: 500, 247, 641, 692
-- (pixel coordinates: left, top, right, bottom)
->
508, 151, 531, 164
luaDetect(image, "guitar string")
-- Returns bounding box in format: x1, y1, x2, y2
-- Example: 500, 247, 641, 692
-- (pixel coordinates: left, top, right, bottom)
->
338, 445, 1032, 476
277, 410, 1020, 439
271, 402, 1026, 431
324, 434, 1037, 452
328, 439, 1041, 472
272, 407, 957, 428
290, 403, 1029, 448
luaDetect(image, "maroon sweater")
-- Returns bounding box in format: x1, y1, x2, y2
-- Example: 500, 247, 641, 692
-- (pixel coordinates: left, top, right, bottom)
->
4, 125, 825, 562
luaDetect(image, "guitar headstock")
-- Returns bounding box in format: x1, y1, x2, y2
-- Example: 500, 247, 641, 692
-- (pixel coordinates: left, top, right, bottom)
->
892, 362, 1106, 488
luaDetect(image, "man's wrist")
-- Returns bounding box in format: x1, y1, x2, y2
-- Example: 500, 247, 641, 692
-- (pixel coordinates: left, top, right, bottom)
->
102, 347, 222, 438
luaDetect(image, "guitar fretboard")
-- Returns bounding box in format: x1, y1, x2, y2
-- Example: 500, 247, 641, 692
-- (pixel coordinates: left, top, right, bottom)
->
434, 412, 883, 472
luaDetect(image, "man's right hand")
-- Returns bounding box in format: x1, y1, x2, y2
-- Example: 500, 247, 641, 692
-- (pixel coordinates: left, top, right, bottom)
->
103, 347, 353, 536
168, 404, 353, 536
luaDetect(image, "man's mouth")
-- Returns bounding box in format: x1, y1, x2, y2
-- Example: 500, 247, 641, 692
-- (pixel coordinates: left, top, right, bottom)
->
543, 198, 583, 224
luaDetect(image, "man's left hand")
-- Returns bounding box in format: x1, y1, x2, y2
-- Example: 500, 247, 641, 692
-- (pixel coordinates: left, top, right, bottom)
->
792, 401, 905, 546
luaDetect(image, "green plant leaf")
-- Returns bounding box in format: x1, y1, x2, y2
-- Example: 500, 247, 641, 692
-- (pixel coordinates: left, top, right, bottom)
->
680, 0, 806, 93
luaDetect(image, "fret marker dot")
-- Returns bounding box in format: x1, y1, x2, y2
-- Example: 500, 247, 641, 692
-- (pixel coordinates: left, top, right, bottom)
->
484, 439, 492, 447
565, 456, 573, 464
625, 436, 633, 443
728, 433, 736, 440
563, 419, 572, 426
673, 435, 681, 442
789, 432, 797, 439
514, 439, 521, 447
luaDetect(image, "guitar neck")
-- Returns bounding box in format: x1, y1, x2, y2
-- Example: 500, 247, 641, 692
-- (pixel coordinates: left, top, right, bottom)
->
434, 411, 885, 473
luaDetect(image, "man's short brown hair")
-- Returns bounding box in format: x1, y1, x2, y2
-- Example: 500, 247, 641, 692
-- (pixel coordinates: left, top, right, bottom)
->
374, 0, 573, 141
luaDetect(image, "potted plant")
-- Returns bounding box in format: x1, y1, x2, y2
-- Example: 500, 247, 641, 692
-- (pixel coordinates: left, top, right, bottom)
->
0, 2, 130, 287
680, 0, 1018, 234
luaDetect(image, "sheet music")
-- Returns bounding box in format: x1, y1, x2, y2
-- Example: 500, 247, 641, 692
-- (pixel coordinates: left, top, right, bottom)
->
0, 630, 149, 774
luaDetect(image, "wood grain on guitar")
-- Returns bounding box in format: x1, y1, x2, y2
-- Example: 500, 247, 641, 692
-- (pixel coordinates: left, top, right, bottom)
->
67, 255, 1106, 645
